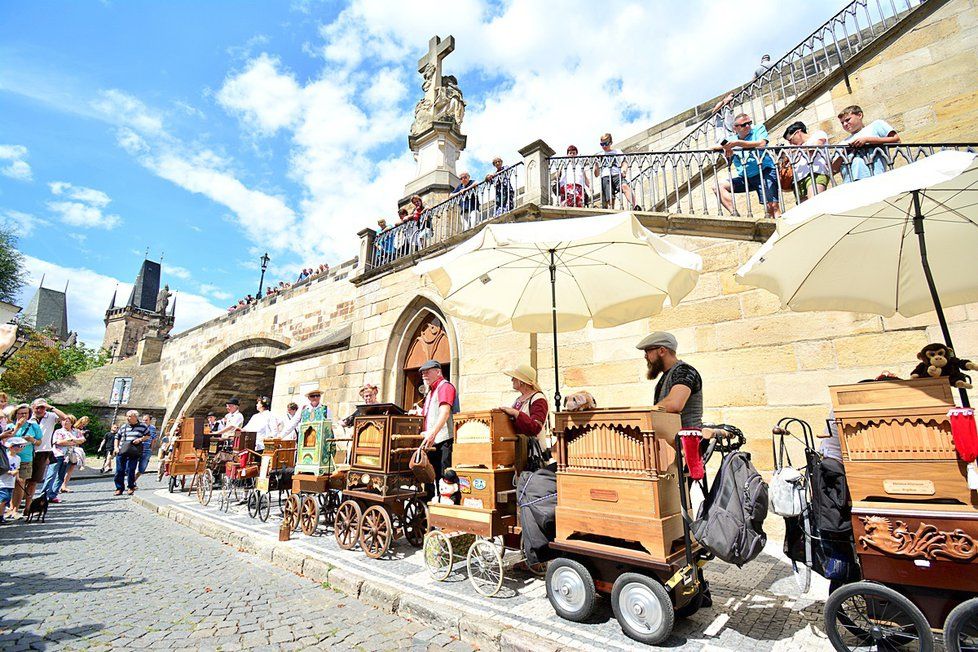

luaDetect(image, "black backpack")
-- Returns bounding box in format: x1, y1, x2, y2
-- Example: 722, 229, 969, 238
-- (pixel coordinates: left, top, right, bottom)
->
0, 445, 10, 474
691, 450, 769, 567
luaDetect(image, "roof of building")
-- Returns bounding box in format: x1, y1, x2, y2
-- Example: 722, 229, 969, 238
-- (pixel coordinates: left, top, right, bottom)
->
22, 283, 69, 340
128, 259, 161, 312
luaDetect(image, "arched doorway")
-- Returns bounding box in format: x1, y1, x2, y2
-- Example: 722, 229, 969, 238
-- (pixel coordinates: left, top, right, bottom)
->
401, 313, 452, 410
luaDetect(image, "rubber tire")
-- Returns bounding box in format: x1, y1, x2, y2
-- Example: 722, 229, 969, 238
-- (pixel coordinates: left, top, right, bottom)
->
611, 572, 675, 645
824, 581, 934, 652
168, 476, 177, 493
545, 558, 597, 623
945, 597, 978, 652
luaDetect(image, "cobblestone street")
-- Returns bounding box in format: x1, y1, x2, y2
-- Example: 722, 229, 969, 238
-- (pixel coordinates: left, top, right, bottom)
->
0, 471, 472, 652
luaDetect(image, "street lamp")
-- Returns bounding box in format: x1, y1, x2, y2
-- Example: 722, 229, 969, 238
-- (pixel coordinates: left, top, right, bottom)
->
257, 252, 270, 298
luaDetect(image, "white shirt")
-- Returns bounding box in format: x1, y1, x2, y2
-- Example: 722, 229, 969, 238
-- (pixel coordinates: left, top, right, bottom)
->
597, 148, 624, 178
559, 164, 588, 188
245, 410, 281, 451
1, 451, 18, 488
223, 410, 244, 434
793, 130, 830, 178
281, 412, 301, 441
33, 411, 59, 452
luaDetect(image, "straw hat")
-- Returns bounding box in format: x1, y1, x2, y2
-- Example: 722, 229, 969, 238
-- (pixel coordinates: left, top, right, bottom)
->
304, 385, 323, 397
503, 365, 541, 392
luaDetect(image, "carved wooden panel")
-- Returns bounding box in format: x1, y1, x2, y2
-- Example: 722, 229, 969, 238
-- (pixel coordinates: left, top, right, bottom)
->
857, 515, 978, 562
403, 314, 450, 369
456, 418, 491, 444
840, 415, 955, 461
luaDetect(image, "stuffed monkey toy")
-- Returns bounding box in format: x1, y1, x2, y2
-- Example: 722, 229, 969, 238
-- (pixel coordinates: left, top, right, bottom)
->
910, 343, 977, 389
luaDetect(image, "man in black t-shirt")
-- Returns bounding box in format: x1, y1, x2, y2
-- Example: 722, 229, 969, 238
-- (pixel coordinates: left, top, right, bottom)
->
636, 331, 703, 429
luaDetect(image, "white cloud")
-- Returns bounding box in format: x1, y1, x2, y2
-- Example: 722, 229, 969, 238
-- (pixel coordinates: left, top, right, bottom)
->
2, 209, 50, 237
0, 144, 33, 181
18, 255, 224, 346
216, 54, 303, 135
46, 181, 121, 229
163, 264, 192, 280
198, 283, 233, 301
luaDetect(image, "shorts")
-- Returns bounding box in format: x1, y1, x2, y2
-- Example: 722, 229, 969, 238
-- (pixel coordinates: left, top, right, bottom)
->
30, 451, 52, 483
731, 167, 779, 204
798, 173, 830, 198
18, 462, 32, 481
600, 175, 622, 203
0, 487, 12, 504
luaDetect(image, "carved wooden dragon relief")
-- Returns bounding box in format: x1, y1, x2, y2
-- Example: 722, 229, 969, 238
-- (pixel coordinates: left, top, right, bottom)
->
858, 516, 978, 561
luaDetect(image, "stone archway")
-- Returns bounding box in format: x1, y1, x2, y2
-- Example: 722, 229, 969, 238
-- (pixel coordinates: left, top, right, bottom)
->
382, 296, 459, 410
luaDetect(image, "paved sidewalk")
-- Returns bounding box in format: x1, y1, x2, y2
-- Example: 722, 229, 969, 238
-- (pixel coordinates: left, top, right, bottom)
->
0, 470, 473, 652
133, 472, 833, 652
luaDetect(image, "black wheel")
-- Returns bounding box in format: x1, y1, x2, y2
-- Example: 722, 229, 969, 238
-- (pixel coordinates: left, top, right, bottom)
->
168, 476, 177, 493
246, 491, 260, 518
545, 558, 597, 622
824, 581, 934, 652
946, 597, 978, 652
277, 489, 288, 515
257, 492, 272, 522
320, 491, 341, 529
611, 572, 675, 645
402, 498, 428, 547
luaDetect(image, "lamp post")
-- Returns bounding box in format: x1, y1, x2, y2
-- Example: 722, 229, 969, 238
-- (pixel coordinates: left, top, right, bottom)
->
257, 252, 270, 299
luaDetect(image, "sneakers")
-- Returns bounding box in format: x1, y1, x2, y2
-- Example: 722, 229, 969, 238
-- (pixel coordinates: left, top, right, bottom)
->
49, 497, 62, 504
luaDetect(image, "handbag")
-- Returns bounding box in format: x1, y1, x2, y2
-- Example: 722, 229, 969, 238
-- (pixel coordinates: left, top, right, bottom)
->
409, 445, 435, 483
770, 431, 806, 517
777, 154, 794, 191
119, 438, 142, 458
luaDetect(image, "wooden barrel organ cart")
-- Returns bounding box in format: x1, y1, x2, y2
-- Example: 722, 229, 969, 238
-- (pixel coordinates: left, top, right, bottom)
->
195, 428, 235, 506
161, 417, 207, 493
247, 437, 296, 522
823, 378, 978, 652
217, 430, 259, 513
545, 407, 708, 645
423, 409, 541, 596
333, 405, 428, 558
282, 412, 350, 536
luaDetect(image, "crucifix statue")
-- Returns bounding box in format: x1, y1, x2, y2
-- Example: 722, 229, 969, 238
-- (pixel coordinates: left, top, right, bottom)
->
411, 35, 465, 136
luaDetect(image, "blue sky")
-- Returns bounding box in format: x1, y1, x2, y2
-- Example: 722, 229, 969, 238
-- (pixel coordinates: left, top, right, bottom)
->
0, 0, 841, 345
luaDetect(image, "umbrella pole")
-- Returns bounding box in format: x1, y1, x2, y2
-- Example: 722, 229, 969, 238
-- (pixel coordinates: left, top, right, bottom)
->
913, 190, 970, 408
549, 249, 561, 410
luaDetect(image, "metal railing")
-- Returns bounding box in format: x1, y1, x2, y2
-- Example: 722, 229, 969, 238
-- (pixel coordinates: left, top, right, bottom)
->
547, 143, 976, 219
368, 162, 525, 270
673, 0, 928, 152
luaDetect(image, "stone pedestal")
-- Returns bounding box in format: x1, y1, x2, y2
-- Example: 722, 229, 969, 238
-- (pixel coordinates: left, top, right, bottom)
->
402, 120, 467, 207
137, 334, 165, 365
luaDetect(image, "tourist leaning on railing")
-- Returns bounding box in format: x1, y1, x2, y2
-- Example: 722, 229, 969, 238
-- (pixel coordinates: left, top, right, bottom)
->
783, 121, 830, 201
486, 157, 515, 215
593, 133, 640, 211
450, 171, 480, 230
714, 114, 781, 219
837, 105, 901, 181
556, 145, 591, 208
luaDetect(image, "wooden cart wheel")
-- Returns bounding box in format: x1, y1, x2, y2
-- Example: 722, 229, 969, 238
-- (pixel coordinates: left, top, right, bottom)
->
359, 505, 393, 559
423, 531, 454, 581
467, 538, 504, 597
334, 500, 362, 550
197, 469, 214, 506
945, 597, 978, 652
546, 558, 597, 622
246, 491, 260, 519
300, 495, 320, 536
167, 476, 177, 493
402, 498, 428, 548
611, 572, 674, 645
257, 491, 272, 522
824, 581, 934, 652
283, 494, 302, 532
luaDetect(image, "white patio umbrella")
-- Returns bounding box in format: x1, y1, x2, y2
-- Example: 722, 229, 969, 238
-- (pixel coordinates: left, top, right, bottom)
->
736, 149, 978, 404
415, 212, 702, 406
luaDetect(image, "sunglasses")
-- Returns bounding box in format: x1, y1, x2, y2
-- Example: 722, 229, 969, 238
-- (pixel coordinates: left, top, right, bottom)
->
309, 394, 321, 398
600, 141, 611, 147
734, 121, 753, 128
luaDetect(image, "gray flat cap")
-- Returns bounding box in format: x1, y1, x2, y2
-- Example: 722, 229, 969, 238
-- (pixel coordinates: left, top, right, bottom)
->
419, 360, 442, 372
636, 331, 678, 352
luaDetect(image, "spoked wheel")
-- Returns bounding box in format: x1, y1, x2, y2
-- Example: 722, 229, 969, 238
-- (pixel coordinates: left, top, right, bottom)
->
283, 494, 302, 532
359, 504, 393, 559
824, 581, 934, 652
277, 489, 288, 515
402, 498, 428, 548
546, 558, 597, 622
611, 572, 675, 645
257, 492, 272, 522
423, 531, 454, 581
334, 500, 362, 550
246, 491, 260, 519
320, 491, 341, 530
197, 470, 214, 506
300, 495, 320, 536
467, 538, 504, 597
945, 597, 978, 652
167, 476, 177, 493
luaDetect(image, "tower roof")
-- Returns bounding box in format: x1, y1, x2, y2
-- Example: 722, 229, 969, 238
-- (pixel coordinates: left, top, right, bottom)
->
128, 259, 161, 312
22, 282, 69, 340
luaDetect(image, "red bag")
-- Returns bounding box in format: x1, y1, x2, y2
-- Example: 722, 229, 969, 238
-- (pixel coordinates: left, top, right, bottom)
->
679, 429, 705, 481
948, 407, 978, 463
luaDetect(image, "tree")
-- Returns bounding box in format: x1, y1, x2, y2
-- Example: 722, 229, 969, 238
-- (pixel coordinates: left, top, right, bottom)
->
0, 225, 27, 303
0, 328, 109, 397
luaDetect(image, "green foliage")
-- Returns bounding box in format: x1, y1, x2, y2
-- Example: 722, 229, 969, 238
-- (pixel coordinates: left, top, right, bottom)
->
0, 328, 110, 397
0, 225, 27, 304
61, 400, 108, 454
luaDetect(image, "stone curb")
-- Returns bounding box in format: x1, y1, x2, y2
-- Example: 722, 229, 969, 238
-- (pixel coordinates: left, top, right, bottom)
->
132, 495, 580, 652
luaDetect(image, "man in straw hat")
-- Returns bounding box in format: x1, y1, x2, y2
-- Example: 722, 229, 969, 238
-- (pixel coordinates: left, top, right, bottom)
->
300, 385, 328, 422
419, 360, 457, 498
499, 365, 551, 453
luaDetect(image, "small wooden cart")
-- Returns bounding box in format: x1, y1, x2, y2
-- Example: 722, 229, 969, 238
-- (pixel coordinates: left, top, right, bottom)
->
424, 409, 542, 596
217, 430, 259, 513
822, 378, 978, 652
247, 437, 296, 522
333, 404, 428, 558
160, 417, 207, 493
544, 407, 708, 645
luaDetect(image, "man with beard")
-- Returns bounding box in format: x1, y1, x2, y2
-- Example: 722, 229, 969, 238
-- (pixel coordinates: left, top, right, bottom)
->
637, 331, 703, 428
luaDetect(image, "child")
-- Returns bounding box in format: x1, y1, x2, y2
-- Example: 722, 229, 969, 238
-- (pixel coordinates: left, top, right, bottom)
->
0, 437, 25, 523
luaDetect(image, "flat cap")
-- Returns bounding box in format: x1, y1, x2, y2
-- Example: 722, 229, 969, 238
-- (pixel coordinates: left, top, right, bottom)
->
636, 331, 678, 352
419, 360, 442, 372
226, 397, 240, 406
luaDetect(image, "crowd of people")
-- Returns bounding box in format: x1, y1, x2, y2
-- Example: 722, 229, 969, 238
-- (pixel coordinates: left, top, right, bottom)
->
227, 264, 330, 314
